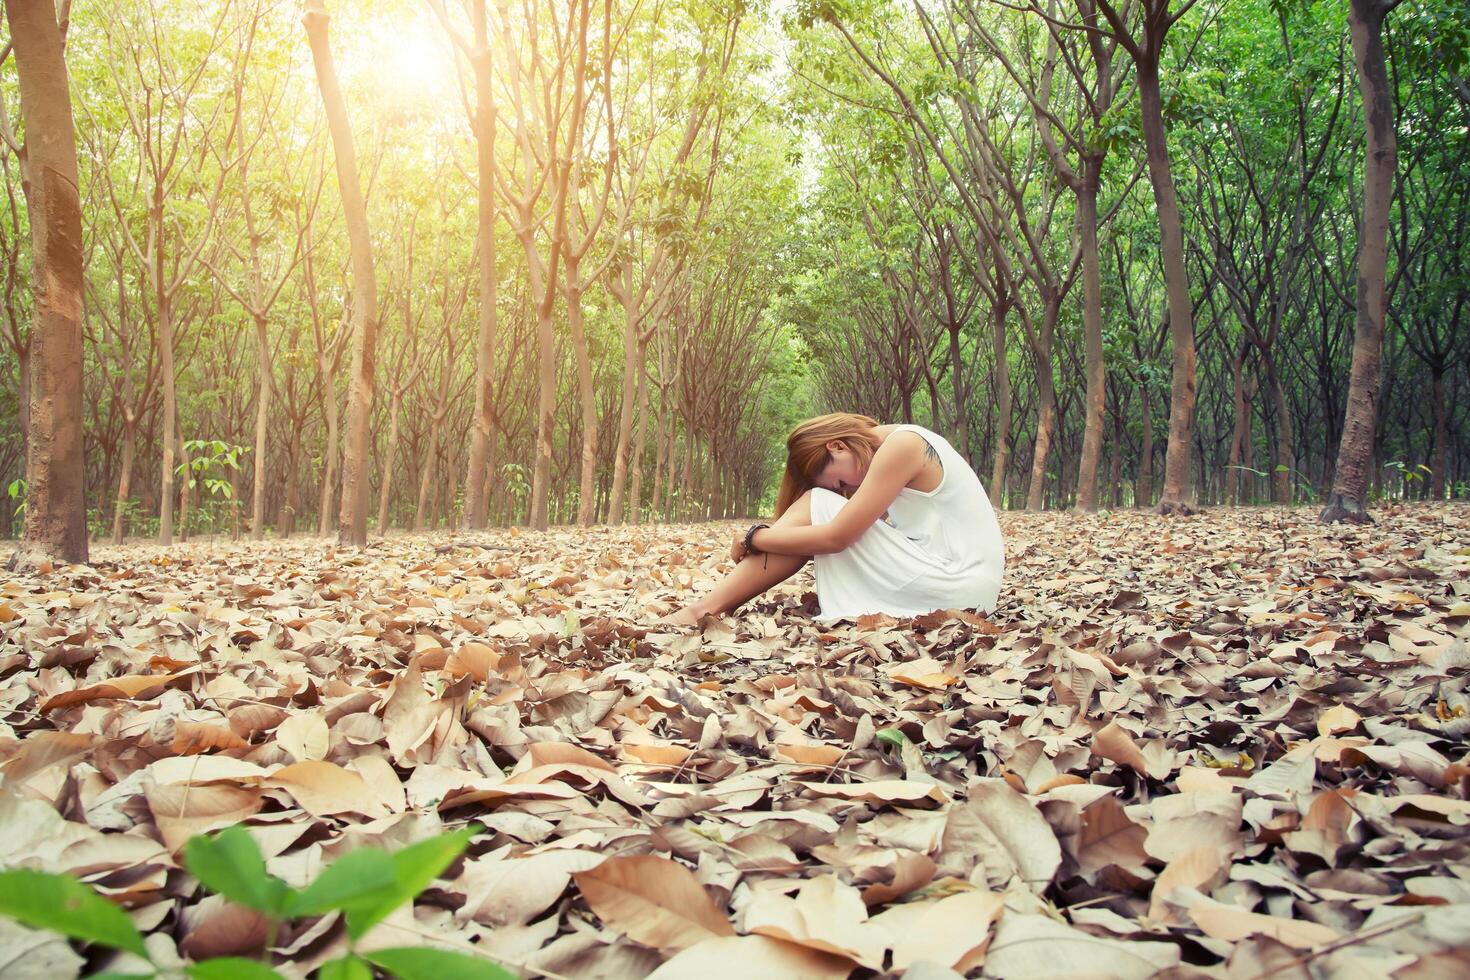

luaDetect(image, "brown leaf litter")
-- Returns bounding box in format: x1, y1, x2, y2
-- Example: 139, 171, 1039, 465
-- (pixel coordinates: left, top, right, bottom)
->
2, 502, 1469, 977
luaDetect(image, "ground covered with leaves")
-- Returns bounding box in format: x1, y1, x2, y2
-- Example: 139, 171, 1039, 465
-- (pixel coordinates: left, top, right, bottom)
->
2, 503, 1469, 978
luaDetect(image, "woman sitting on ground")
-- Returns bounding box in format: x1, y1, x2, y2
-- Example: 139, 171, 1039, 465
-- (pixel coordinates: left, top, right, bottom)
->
661, 413, 1004, 625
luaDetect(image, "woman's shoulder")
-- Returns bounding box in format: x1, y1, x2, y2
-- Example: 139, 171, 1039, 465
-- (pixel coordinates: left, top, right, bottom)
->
878, 423, 945, 447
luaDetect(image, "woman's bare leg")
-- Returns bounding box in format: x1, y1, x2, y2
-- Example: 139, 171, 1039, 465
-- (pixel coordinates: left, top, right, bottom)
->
661, 492, 814, 625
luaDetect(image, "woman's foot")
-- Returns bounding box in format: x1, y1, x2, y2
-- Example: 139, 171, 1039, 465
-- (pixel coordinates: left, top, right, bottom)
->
655, 605, 703, 627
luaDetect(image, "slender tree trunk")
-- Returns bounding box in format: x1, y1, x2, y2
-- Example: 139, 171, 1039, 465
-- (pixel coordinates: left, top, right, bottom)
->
281, 437, 301, 537
650, 384, 669, 519
1025, 300, 1059, 511
305, 0, 378, 546
1137, 59, 1198, 515
1108, 409, 1124, 507
176, 424, 191, 541
989, 288, 1011, 508
414, 435, 435, 531
250, 314, 271, 538
565, 267, 598, 525
529, 302, 556, 530
627, 353, 652, 524
1322, 0, 1397, 524
1026, 362, 1055, 511
608, 291, 640, 524
947, 322, 968, 460
1430, 371, 1447, 499
154, 193, 179, 545
1137, 383, 1154, 507
112, 419, 136, 543
1075, 172, 1106, 511
377, 391, 402, 532
1266, 360, 1294, 504
462, 0, 499, 530
1228, 345, 1249, 505
317, 357, 339, 536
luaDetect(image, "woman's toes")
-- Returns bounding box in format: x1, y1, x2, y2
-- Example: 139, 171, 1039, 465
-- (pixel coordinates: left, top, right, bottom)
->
655, 607, 700, 627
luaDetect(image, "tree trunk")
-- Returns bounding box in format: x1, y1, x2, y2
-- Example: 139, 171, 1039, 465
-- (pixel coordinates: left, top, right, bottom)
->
607, 288, 640, 524
1228, 342, 1249, 504
1266, 359, 1294, 504
176, 425, 191, 540
317, 355, 339, 536
305, 0, 379, 546
154, 192, 179, 545
1026, 362, 1055, 511
1322, 0, 1396, 524
529, 302, 556, 531
250, 314, 271, 538
377, 391, 402, 533
9, 0, 87, 562
1025, 300, 1059, 512
1075, 170, 1107, 511
462, 0, 499, 531
112, 418, 136, 543
989, 287, 1011, 509
1108, 409, 1124, 508
565, 266, 598, 526
1137, 383, 1154, 507
1137, 59, 1198, 515
414, 441, 435, 531
281, 437, 301, 537
1430, 371, 1447, 499
627, 350, 652, 525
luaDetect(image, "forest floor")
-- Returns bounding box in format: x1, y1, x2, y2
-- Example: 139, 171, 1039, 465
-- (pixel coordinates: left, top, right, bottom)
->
2, 503, 1469, 978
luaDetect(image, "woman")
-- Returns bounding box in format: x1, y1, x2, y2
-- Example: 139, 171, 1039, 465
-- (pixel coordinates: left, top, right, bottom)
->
661, 413, 1004, 625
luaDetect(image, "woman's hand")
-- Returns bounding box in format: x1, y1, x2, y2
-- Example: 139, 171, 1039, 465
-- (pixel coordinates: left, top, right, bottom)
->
729, 529, 750, 563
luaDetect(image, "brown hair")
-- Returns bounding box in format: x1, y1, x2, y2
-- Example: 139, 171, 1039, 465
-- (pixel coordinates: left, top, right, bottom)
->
773, 413, 883, 517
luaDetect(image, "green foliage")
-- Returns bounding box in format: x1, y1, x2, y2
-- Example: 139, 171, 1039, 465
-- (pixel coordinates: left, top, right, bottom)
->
0, 825, 511, 980
6, 477, 25, 518
0, 868, 151, 959
178, 440, 248, 500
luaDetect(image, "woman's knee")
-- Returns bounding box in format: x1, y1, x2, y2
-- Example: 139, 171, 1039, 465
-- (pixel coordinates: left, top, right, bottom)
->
776, 488, 818, 526
807, 487, 845, 525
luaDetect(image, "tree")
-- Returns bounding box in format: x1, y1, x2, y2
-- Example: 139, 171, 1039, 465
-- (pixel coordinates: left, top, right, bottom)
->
4, 0, 87, 562
1321, 0, 1401, 523
303, 0, 379, 546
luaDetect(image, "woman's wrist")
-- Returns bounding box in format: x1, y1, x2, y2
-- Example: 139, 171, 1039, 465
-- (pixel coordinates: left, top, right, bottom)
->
744, 522, 771, 555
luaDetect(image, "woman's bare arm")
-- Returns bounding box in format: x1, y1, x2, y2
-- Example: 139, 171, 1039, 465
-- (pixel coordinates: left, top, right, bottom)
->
747, 432, 927, 556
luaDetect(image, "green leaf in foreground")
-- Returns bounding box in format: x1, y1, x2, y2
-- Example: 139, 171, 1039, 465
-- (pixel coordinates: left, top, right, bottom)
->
875, 727, 910, 749
285, 848, 397, 919
0, 869, 150, 959
187, 957, 289, 980
317, 955, 374, 980
342, 826, 480, 940
364, 947, 517, 980
184, 826, 293, 916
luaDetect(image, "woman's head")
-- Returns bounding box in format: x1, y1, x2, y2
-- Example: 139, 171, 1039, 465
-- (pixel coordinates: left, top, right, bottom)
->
774, 413, 882, 517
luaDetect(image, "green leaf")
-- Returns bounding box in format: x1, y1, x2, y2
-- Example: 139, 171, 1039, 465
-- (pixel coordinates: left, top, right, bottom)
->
0, 869, 150, 959
188, 958, 289, 980
342, 827, 478, 941
875, 727, 910, 749
364, 947, 517, 980
317, 955, 374, 980
285, 848, 397, 919
184, 827, 293, 917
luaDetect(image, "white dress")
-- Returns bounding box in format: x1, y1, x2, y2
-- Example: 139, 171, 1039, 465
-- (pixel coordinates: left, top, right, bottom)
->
808, 423, 1004, 621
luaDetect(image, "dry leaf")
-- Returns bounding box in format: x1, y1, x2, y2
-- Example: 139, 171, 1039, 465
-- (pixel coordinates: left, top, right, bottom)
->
262, 761, 390, 818
574, 854, 735, 953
